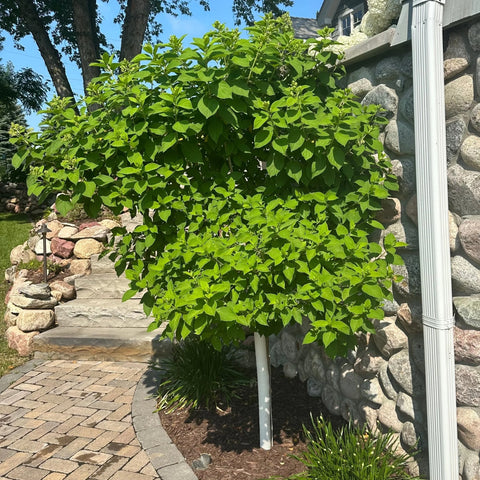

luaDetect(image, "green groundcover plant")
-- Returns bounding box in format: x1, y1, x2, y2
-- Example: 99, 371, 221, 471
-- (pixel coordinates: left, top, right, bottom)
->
11, 14, 402, 357
266, 416, 423, 480
154, 337, 250, 413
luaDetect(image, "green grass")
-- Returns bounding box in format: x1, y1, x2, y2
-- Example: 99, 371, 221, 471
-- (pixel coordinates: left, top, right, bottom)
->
0, 212, 34, 377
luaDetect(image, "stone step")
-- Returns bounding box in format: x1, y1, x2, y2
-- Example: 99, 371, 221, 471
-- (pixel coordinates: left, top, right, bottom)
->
55, 298, 151, 328
33, 325, 171, 362
89, 253, 117, 275
74, 274, 136, 299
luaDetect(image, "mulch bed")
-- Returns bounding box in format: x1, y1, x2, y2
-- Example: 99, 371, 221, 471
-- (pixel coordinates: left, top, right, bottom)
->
159, 366, 346, 480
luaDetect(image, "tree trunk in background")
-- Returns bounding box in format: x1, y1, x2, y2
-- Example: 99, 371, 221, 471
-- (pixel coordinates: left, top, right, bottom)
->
120, 0, 151, 61
72, 0, 101, 94
16, 0, 75, 99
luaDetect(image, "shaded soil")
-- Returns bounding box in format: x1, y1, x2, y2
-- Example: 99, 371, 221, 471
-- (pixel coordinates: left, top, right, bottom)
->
159, 367, 346, 480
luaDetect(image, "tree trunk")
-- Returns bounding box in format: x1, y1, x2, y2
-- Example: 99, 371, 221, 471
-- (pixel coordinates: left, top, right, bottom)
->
254, 332, 273, 450
72, 0, 101, 94
120, 0, 151, 61
16, 0, 76, 100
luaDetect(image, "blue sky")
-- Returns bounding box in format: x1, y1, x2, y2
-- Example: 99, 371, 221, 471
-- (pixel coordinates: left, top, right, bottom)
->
0, 1, 320, 129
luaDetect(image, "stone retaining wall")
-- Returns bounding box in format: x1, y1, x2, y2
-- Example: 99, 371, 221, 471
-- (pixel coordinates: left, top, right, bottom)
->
0, 182, 44, 215
270, 19, 480, 480
4, 214, 120, 356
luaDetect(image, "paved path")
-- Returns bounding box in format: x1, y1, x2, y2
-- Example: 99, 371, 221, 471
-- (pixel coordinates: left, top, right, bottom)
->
0, 360, 196, 480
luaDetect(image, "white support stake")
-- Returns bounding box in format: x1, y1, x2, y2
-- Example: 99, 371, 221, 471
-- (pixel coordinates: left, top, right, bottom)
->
254, 332, 273, 450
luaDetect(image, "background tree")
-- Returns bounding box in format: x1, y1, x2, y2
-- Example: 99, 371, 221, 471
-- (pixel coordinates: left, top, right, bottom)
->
12, 16, 402, 449
0, 103, 26, 181
0, 0, 292, 100
0, 61, 47, 113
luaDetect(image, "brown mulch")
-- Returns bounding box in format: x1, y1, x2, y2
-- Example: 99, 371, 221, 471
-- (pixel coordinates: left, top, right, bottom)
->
159, 366, 346, 480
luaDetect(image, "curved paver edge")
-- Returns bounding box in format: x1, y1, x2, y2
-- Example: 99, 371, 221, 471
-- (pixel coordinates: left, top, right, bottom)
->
0, 358, 45, 394
132, 365, 199, 480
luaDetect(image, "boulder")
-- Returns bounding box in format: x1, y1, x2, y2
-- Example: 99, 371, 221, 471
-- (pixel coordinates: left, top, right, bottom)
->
71, 225, 109, 241
339, 365, 362, 401
73, 238, 104, 259
391, 157, 416, 198
46, 220, 64, 239
10, 294, 58, 310
446, 117, 467, 163
385, 218, 418, 250
16, 309, 54, 332
50, 237, 75, 259
448, 164, 480, 216
10, 244, 36, 265
393, 251, 422, 300
34, 239, 51, 255
57, 225, 79, 239
348, 78, 373, 98
385, 119, 415, 155
459, 216, 480, 266
99, 219, 121, 230
377, 399, 403, 432
445, 75, 474, 119
362, 84, 398, 119
373, 317, 408, 358
360, 377, 385, 406
449, 211, 460, 253
451, 256, 480, 295
444, 58, 469, 80
354, 350, 386, 377
396, 303, 423, 333
398, 87, 414, 124
454, 295, 480, 329
376, 197, 401, 226
18, 282, 51, 300
471, 103, 480, 134
456, 364, 480, 407
468, 22, 480, 51
457, 407, 480, 451
375, 56, 402, 85
68, 259, 91, 276
6, 326, 39, 356
49, 280, 76, 301
454, 327, 480, 366
388, 349, 425, 396
461, 135, 480, 171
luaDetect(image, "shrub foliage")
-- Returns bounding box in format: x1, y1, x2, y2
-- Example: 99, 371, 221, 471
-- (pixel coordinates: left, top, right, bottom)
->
12, 15, 402, 357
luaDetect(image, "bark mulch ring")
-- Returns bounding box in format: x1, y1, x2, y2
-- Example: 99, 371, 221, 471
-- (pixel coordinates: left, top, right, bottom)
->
159, 366, 346, 480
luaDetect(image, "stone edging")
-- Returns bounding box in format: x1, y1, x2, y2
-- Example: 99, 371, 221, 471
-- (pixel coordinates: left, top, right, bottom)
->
0, 358, 46, 394
132, 365, 198, 480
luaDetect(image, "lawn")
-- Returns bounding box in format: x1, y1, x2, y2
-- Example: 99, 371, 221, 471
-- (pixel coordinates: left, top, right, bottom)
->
0, 212, 34, 377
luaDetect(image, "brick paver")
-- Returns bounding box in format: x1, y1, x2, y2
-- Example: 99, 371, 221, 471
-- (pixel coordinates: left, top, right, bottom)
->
0, 361, 162, 480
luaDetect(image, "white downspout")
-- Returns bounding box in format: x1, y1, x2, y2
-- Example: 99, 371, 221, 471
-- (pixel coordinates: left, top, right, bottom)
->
411, 1, 459, 479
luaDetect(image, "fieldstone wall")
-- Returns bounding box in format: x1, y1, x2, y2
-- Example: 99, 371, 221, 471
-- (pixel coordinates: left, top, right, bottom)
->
0, 182, 44, 215
4, 214, 120, 356
270, 19, 480, 480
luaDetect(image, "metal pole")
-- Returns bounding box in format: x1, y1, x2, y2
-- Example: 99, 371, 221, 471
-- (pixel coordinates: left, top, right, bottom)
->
38, 223, 51, 282
411, 1, 459, 479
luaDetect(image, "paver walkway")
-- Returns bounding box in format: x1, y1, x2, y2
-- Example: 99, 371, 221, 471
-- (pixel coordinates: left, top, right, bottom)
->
0, 360, 196, 480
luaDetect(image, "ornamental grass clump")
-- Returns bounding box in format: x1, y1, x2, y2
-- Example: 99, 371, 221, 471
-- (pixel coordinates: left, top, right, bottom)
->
155, 338, 250, 413
282, 416, 423, 480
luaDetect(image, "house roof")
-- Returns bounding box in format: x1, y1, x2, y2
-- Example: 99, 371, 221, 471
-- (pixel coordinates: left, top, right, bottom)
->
316, 0, 341, 27
290, 17, 320, 39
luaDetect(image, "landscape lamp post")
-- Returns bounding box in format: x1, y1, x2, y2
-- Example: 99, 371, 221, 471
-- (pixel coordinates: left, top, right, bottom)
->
37, 223, 51, 282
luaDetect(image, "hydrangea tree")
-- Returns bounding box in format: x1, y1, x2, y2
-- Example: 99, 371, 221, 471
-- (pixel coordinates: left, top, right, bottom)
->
12, 15, 402, 449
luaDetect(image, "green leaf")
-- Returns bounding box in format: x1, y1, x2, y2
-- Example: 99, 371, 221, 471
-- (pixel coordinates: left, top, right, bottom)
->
254, 128, 273, 149
198, 96, 219, 119
217, 306, 237, 322
55, 195, 74, 216
322, 331, 336, 348
213, 81, 233, 99
82, 181, 96, 198
122, 289, 137, 301
327, 146, 345, 169
362, 283, 384, 299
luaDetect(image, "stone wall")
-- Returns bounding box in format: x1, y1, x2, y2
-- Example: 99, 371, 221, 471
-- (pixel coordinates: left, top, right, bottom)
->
270, 19, 480, 480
